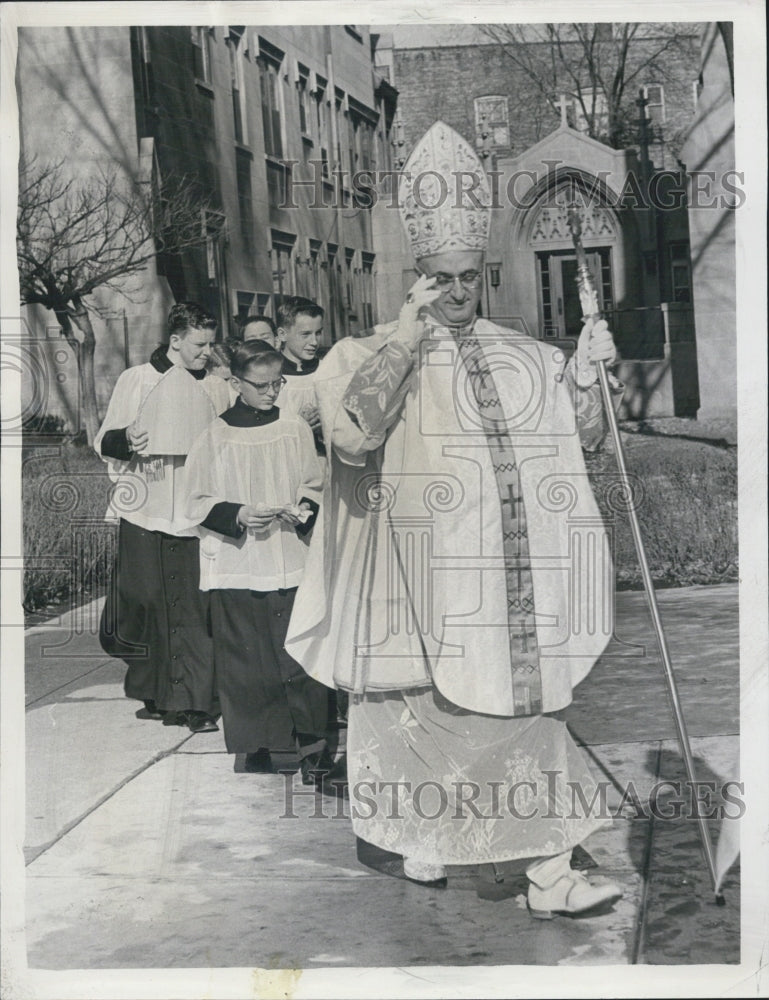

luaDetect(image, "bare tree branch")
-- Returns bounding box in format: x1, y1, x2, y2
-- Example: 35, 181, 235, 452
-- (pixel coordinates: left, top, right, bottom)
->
16, 156, 216, 442
17, 158, 214, 311
480, 21, 696, 149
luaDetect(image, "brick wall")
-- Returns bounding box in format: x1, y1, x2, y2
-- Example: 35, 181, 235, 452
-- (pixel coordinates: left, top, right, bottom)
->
392, 31, 702, 171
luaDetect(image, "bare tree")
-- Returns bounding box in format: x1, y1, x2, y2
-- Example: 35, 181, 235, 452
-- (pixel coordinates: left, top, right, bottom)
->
481, 23, 695, 149
17, 158, 217, 444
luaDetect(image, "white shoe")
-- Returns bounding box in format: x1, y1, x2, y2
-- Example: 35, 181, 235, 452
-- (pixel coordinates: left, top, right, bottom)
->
527, 869, 622, 920
403, 858, 447, 887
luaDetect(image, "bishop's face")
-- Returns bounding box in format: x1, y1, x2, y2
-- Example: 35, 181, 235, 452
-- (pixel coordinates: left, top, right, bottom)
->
417, 250, 484, 329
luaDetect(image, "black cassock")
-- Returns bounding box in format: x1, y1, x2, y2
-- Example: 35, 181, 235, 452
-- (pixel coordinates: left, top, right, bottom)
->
190, 398, 327, 754
100, 518, 217, 715
97, 347, 220, 716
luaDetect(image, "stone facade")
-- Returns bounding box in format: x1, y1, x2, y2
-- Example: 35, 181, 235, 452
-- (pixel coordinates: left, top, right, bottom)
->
374, 23, 714, 419
679, 24, 737, 421
385, 26, 702, 171
17, 24, 397, 430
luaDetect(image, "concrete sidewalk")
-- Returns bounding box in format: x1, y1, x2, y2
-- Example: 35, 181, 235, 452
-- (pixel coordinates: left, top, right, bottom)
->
23, 585, 740, 970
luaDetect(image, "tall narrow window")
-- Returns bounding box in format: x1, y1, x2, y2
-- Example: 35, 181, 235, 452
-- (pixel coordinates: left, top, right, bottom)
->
360, 121, 373, 172
642, 84, 666, 125
361, 253, 375, 329
266, 160, 289, 207
571, 88, 609, 136
308, 239, 321, 301
670, 243, 692, 302
138, 27, 155, 104
474, 96, 510, 150
236, 291, 256, 321
235, 150, 254, 252
258, 44, 284, 157
228, 29, 247, 144
297, 65, 310, 135
191, 27, 212, 84
349, 117, 358, 178
317, 245, 331, 333
335, 92, 346, 174
345, 248, 356, 313
202, 210, 225, 285
271, 231, 296, 301
327, 243, 344, 340
313, 79, 329, 178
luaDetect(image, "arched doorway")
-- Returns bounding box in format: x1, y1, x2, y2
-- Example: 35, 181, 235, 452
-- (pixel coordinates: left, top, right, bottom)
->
521, 174, 620, 342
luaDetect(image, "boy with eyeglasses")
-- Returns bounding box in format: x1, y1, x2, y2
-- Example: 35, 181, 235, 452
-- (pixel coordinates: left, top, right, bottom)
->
184, 340, 334, 782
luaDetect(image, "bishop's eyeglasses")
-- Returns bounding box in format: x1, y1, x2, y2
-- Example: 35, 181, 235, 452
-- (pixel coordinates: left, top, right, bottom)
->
428, 270, 484, 291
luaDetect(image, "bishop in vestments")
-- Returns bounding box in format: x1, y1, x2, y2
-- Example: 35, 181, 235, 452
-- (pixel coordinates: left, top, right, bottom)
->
287, 122, 624, 917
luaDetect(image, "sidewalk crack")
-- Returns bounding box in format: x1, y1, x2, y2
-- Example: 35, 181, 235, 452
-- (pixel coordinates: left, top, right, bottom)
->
24, 736, 193, 866
630, 741, 661, 964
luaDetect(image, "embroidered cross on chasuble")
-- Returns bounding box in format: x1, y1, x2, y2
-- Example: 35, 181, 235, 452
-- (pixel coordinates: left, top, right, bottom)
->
456, 334, 543, 715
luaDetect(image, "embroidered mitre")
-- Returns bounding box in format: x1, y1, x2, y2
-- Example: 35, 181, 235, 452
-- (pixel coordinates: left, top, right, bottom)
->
399, 120, 491, 261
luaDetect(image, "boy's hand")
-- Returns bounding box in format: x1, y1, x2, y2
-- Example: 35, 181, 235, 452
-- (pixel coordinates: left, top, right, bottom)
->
300, 402, 322, 433
237, 504, 276, 531
127, 421, 149, 454
276, 502, 312, 526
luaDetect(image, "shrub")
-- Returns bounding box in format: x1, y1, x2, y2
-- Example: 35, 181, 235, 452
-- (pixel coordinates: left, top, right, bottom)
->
22, 412, 67, 437
21, 428, 738, 618
586, 436, 737, 589
22, 441, 115, 615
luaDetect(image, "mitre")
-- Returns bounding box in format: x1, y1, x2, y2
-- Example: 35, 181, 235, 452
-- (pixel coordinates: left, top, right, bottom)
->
399, 120, 491, 260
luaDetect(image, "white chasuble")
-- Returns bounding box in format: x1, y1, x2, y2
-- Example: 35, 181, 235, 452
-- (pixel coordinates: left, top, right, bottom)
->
286, 320, 613, 716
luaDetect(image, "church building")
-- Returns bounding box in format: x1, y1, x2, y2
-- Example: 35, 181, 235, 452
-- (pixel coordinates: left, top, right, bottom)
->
373, 23, 735, 420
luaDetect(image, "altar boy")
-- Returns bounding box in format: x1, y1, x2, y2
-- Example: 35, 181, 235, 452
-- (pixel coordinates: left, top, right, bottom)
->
184, 340, 333, 781
95, 302, 230, 732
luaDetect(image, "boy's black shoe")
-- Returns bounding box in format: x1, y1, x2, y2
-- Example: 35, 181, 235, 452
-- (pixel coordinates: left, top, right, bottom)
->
299, 748, 336, 785
244, 749, 272, 773
178, 710, 219, 733
323, 753, 348, 785
143, 699, 167, 720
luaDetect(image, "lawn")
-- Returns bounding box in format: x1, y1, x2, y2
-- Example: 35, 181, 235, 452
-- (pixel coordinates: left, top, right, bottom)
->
21, 427, 737, 618
22, 440, 115, 616
586, 431, 737, 589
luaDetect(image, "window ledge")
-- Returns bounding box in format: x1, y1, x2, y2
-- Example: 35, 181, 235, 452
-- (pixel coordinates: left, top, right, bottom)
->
235, 141, 253, 158
195, 79, 214, 96
301, 134, 314, 145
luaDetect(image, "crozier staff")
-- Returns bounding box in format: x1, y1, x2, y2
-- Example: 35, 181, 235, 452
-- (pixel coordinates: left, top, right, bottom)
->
287, 121, 625, 917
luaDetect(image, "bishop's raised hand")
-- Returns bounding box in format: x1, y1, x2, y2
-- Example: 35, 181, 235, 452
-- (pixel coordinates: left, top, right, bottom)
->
393, 274, 441, 353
